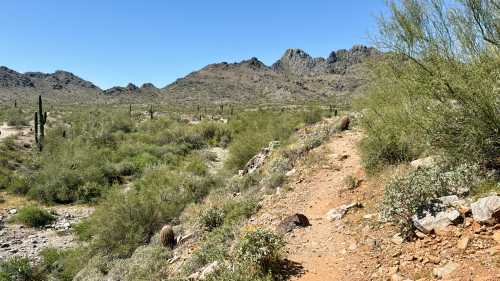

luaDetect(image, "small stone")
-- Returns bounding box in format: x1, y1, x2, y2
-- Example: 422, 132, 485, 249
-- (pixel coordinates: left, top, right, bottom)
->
456, 236, 470, 250
391, 273, 404, 281
493, 231, 500, 244
428, 255, 441, 264
391, 233, 404, 245
433, 262, 459, 279
9, 209, 17, 215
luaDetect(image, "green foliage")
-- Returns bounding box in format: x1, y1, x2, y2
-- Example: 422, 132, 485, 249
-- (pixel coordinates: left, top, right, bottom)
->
12, 205, 56, 228
236, 228, 285, 274
381, 163, 481, 235
358, 0, 500, 171
88, 165, 219, 257
301, 106, 323, 125
0, 257, 40, 281
200, 207, 225, 231
5, 108, 29, 127
39, 247, 89, 281
225, 111, 302, 171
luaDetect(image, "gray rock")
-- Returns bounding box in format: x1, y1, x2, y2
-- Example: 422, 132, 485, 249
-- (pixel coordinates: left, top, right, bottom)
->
410, 156, 435, 169
325, 202, 362, 221
412, 209, 461, 234
471, 195, 500, 224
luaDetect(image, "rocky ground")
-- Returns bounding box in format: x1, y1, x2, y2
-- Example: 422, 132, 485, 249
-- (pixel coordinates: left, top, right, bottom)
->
0, 201, 93, 262
248, 130, 500, 280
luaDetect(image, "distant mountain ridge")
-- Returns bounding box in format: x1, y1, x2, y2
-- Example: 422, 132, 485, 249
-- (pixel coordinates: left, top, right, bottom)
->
0, 45, 380, 104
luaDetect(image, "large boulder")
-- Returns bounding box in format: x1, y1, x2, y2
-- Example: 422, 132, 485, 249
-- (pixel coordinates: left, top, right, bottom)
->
277, 214, 310, 233
471, 195, 500, 224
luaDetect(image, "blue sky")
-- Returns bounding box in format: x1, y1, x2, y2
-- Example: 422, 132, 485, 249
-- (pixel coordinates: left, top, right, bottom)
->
0, 1, 387, 89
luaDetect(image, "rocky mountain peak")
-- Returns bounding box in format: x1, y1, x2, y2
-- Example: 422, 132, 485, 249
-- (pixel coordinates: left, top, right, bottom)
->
0, 67, 34, 88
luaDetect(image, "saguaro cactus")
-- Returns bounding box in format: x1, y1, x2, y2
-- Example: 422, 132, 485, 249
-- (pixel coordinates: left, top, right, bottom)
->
148, 105, 154, 120
34, 95, 47, 151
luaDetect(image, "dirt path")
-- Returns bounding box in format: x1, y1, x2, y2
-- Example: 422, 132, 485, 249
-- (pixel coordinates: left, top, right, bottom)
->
0, 122, 32, 144
250, 129, 500, 281
252, 130, 376, 280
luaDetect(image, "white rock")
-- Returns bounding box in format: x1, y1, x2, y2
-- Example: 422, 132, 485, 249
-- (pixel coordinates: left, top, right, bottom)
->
410, 156, 435, 169
325, 202, 361, 221
199, 261, 219, 280
471, 195, 500, 224
286, 168, 296, 177
9, 209, 17, 215
412, 209, 461, 234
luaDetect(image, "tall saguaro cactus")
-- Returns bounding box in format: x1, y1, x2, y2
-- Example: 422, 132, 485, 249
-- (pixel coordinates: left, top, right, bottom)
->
148, 105, 154, 120
34, 95, 47, 151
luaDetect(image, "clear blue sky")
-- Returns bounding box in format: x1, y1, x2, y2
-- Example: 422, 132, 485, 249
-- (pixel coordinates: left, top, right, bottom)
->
0, 1, 387, 89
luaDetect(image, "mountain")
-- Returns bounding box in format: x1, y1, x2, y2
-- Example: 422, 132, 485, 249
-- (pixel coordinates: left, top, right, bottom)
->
0, 45, 381, 105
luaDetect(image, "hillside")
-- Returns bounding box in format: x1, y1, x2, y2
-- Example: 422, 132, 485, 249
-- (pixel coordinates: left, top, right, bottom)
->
0, 45, 380, 105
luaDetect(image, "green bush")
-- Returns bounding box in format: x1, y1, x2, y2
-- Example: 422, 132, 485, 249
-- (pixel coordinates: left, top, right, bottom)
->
39, 247, 89, 281
88, 165, 218, 257
301, 107, 323, 125
357, 0, 500, 171
12, 205, 56, 228
381, 163, 481, 236
5, 109, 29, 127
236, 228, 285, 274
200, 207, 225, 231
0, 257, 40, 281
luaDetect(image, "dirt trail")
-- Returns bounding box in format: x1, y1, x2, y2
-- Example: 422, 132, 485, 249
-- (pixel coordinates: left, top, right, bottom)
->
252, 130, 375, 280
251, 129, 500, 281
0, 122, 32, 144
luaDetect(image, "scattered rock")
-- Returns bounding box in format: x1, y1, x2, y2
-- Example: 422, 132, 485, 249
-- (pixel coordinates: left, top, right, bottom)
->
277, 214, 310, 233
433, 262, 459, 279
240, 141, 280, 175
412, 209, 461, 234
493, 231, 500, 244
456, 236, 471, 250
9, 209, 17, 215
471, 195, 500, 224
324, 202, 362, 221
285, 168, 296, 177
391, 233, 404, 245
410, 156, 435, 169
189, 261, 219, 280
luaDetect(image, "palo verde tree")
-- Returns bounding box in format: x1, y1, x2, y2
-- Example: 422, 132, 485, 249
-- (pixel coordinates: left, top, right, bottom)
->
358, 0, 500, 171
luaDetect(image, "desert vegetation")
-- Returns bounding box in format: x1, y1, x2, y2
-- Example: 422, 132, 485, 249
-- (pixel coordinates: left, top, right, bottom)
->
356, 0, 499, 234
0, 99, 337, 280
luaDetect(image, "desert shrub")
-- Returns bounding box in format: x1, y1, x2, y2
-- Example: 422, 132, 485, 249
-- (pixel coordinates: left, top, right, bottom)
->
358, 0, 500, 171
471, 180, 500, 198
186, 224, 236, 273
381, 163, 481, 235
265, 172, 286, 189
359, 130, 417, 173
225, 112, 302, 171
12, 205, 56, 228
0, 257, 40, 281
39, 247, 89, 281
88, 165, 218, 257
301, 107, 323, 125
236, 228, 285, 274
205, 263, 273, 281
5, 109, 29, 127
200, 207, 225, 231
226, 173, 261, 193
